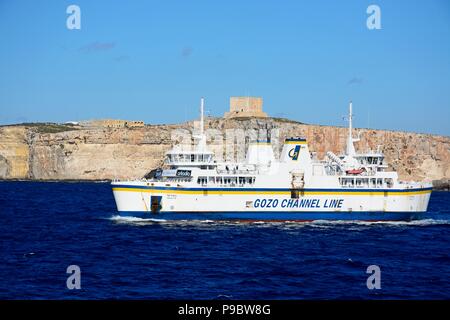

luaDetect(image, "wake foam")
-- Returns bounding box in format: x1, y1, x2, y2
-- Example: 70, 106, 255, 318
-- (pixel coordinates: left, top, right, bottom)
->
107, 215, 449, 228
109, 215, 167, 224
308, 218, 450, 227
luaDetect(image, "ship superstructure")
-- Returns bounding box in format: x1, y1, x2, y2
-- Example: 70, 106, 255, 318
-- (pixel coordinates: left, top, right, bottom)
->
111, 99, 431, 221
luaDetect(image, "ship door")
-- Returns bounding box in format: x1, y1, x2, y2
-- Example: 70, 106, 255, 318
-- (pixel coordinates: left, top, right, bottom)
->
150, 196, 162, 213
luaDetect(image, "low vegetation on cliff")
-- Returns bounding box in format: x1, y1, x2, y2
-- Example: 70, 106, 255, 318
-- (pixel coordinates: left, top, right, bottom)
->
18, 123, 79, 134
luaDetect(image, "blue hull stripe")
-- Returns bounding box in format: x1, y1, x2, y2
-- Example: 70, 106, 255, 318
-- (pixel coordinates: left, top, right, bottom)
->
117, 211, 424, 221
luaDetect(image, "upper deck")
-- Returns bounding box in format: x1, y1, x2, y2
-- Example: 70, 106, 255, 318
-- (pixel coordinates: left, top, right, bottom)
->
116, 99, 427, 192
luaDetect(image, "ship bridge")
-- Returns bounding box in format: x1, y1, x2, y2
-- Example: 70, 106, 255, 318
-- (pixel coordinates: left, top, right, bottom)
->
165, 150, 215, 169
352, 152, 386, 166
164, 97, 217, 170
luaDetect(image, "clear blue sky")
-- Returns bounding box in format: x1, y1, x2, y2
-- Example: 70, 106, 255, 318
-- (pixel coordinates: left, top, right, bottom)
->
0, 0, 449, 135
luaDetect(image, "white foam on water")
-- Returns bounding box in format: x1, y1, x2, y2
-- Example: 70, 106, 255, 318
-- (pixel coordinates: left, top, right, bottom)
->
308, 218, 450, 227
107, 215, 449, 228
109, 215, 167, 224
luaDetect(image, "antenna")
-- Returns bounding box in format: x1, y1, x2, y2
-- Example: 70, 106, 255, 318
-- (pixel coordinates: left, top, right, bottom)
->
346, 101, 357, 156
349, 100, 353, 138
200, 97, 204, 137
197, 97, 206, 151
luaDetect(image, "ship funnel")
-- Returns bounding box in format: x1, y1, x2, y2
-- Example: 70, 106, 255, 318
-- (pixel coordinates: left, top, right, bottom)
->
246, 139, 275, 166
280, 137, 310, 164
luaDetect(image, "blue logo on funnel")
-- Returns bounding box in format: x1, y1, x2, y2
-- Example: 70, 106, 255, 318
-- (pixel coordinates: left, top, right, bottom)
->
288, 145, 301, 161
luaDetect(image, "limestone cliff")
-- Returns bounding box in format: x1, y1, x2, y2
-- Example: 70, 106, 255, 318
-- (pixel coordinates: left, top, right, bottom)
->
0, 126, 29, 179
0, 118, 449, 186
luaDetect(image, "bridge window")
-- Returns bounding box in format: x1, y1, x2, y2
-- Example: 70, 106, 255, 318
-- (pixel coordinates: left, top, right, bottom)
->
224, 177, 237, 185
359, 178, 369, 187
377, 178, 383, 187
385, 178, 393, 188
340, 178, 355, 187
356, 179, 362, 187
232, 176, 256, 185
245, 177, 255, 184
197, 176, 207, 185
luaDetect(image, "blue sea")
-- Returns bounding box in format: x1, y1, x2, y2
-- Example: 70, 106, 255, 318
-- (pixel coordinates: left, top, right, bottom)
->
0, 181, 449, 299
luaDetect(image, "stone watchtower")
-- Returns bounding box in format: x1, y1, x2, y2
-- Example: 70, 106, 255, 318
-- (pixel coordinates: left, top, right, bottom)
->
224, 96, 268, 118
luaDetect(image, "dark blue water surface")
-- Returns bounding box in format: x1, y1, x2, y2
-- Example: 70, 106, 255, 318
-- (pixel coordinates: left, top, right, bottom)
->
0, 181, 449, 299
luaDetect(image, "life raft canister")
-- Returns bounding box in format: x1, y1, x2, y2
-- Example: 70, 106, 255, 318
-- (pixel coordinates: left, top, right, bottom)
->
345, 168, 365, 175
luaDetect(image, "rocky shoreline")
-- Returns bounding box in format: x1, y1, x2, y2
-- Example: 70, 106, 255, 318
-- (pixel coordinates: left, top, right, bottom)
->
432, 179, 450, 191
1, 117, 449, 183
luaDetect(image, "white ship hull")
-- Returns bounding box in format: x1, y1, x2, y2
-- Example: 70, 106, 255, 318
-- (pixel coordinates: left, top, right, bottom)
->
112, 183, 432, 221
111, 100, 432, 222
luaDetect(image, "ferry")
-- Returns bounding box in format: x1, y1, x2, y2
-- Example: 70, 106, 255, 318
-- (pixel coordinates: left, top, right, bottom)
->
111, 98, 432, 221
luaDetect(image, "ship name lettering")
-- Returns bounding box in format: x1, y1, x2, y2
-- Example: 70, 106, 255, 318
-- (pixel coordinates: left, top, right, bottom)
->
256, 198, 344, 209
